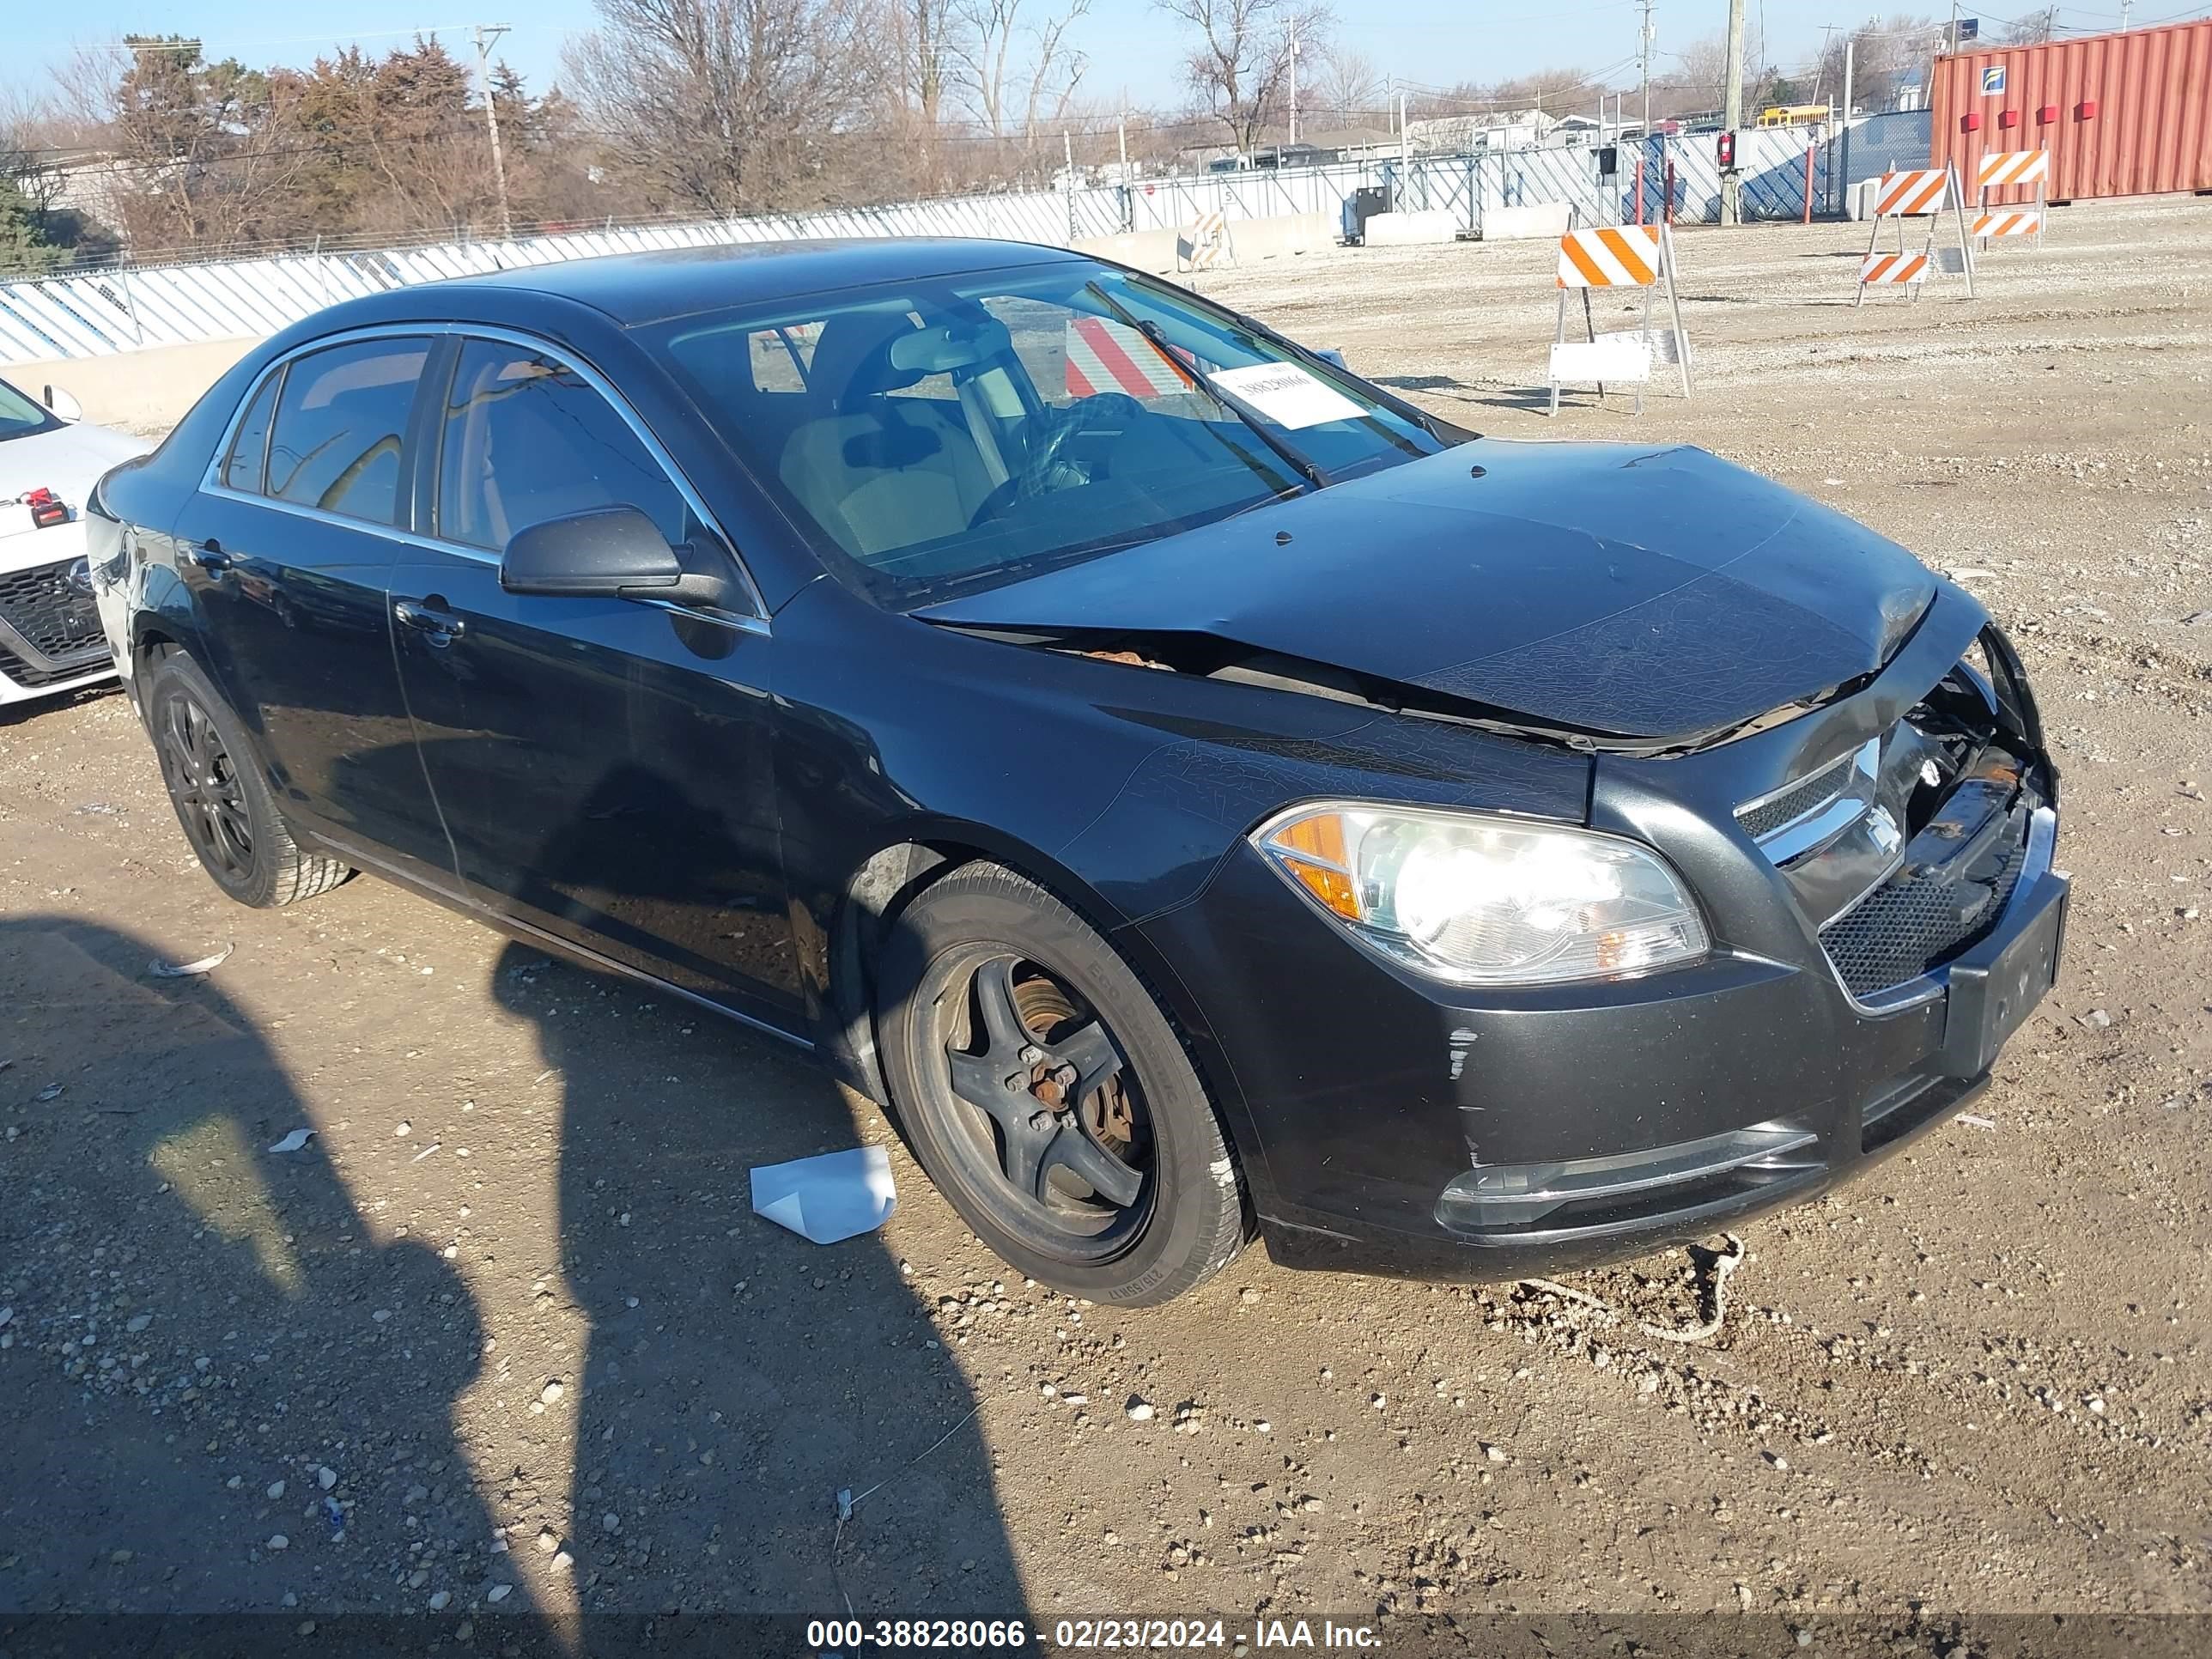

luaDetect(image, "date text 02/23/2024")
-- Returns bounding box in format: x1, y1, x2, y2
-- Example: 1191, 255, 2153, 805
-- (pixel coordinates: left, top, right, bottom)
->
806, 1620, 1384, 1651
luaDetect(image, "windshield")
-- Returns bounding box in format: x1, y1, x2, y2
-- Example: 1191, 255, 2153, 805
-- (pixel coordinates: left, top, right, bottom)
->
642, 261, 1449, 605
0, 377, 62, 443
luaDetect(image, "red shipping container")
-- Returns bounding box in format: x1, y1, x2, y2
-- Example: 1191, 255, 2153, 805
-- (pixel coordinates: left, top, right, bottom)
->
1929, 18, 2212, 203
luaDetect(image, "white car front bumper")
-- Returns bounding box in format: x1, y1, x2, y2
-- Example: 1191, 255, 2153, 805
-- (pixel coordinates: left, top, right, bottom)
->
0, 518, 118, 708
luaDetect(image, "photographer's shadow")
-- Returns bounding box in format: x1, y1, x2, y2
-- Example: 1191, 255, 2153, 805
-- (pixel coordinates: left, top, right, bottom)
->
490, 938, 1024, 1617
0, 915, 526, 1624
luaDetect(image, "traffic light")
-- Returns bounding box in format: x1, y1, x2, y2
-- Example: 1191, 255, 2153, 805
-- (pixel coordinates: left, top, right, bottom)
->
1717, 130, 1736, 170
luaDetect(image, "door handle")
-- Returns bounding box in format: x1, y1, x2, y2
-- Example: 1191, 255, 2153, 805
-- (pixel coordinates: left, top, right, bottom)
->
392, 599, 465, 642
185, 538, 231, 574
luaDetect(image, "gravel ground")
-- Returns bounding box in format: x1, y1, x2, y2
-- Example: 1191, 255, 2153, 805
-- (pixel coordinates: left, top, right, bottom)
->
2, 198, 2208, 1645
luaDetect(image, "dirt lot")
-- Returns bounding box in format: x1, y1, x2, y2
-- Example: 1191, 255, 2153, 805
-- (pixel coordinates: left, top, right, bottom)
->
3, 199, 2209, 1649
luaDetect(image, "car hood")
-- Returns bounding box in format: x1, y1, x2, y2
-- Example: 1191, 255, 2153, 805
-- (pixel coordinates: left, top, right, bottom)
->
918, 440, 1940, 746
3, 418, 153, 502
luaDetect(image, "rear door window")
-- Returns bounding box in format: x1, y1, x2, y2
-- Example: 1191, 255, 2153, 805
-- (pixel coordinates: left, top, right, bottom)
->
434, 338, 697, 551
220, 369, 282, 493
265, 338, 431, 525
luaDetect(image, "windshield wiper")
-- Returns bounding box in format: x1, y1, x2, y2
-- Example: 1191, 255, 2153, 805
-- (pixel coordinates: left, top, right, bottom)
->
1081, 282, 1331, 492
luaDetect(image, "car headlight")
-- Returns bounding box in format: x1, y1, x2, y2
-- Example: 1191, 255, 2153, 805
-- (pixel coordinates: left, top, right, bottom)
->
1252, 802, 1710, 986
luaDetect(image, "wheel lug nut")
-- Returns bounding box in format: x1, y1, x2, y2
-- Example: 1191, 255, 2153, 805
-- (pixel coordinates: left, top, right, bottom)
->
1018, 1044, 1044, 1065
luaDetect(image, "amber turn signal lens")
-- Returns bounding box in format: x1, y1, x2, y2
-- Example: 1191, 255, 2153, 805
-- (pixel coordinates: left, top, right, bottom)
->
1269, 811, 1348, 868
1279, 855, 1360, 921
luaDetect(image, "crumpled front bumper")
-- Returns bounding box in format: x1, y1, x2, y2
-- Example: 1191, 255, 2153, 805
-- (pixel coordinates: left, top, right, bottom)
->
1130, 777, 2063, 1285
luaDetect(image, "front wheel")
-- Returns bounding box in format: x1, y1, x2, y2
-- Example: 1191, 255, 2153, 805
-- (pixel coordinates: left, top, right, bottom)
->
876, 863, 1247, 1306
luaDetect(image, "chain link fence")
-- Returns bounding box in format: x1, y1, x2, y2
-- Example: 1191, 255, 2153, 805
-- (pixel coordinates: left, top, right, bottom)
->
0, 113, 1934, 365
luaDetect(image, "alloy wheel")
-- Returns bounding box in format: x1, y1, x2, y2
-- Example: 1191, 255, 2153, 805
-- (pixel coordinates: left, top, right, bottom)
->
933, 951, 1154, 1261
158, 692, 255, 881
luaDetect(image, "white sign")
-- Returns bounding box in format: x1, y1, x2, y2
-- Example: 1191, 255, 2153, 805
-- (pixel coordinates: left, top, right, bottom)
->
1981, 65, 2006, 95
1209, 362, 1365, 428
1595, 327, 1679, 366
1549, 338, 1654, 386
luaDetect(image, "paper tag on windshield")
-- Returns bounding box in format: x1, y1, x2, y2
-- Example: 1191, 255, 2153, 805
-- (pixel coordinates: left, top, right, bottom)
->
1208, 362, 1364, 429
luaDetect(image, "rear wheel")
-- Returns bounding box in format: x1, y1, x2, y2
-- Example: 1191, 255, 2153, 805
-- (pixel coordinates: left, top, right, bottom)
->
147, 652, 350, 908
877, 863, 1246, 1306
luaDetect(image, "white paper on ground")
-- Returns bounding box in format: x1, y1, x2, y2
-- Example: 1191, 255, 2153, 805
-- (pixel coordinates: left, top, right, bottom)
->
1208, 362, 1364, 429
750, 1145, 897, 1244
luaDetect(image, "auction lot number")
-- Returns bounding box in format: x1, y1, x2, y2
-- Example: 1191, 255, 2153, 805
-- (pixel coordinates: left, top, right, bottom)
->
808, 1621, 1030, 1649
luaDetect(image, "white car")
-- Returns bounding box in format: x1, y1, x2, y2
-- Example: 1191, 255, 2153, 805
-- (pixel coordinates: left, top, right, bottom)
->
1, 372, 153, 708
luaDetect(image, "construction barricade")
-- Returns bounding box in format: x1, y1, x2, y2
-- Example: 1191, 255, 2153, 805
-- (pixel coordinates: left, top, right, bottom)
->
1176, 211, 1234, 273
1547, 224, 1692, 417
1973, 149, 2049, 250
1856, 166, 1977, 305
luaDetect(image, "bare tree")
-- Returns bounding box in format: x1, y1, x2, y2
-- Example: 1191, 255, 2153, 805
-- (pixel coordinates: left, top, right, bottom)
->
1310, 44, 1380, 127
1157, 0, 1329, 156
1815, 16, 1942, 116
565, 0, 878, 216
949, 0, 1092, 149
2003, 7, 2060, 45
904, 0, 956, 122
1661, 23, 1767, 114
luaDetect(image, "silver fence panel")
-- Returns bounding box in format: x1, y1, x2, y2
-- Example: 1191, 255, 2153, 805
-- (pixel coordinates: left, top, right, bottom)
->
0, 120, 1937, 365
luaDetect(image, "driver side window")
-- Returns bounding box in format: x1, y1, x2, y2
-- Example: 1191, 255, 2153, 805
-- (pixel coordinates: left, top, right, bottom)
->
436, 339, 700, 553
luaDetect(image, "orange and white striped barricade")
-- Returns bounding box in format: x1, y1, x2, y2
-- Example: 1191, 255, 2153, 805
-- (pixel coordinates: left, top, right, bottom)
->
1063, 316, 1191, 400
1856, 164, 1975, 306
1547, 222, 1692, 417
1973, 149, 2049, 251
1176, 210, 1235, 274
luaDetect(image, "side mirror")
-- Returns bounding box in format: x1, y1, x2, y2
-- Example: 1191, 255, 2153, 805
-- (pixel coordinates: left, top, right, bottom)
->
41, 384, 85, 422
500, 506, 728, 605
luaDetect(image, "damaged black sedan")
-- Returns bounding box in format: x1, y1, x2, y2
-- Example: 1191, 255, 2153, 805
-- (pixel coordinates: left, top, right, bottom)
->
89, 239, 2067, 1304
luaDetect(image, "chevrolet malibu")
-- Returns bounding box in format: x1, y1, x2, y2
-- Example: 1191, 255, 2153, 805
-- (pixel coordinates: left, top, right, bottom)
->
87, 240, 2068, 1305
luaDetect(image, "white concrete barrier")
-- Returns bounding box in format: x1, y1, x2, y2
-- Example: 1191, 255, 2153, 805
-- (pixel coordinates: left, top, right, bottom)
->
1358, 210, 1461, 247
1481, 203, 1575, 242
1077, 211, 1337, 276
1073, 228, 1185, 273
1231, 211, 1337, 260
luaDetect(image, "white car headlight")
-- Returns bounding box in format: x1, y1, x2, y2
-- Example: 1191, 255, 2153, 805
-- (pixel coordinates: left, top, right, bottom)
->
1252, 802, 1710, 986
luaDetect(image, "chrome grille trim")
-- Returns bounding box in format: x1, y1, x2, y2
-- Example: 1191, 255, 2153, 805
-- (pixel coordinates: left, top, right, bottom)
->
1737, 736, 1881, 865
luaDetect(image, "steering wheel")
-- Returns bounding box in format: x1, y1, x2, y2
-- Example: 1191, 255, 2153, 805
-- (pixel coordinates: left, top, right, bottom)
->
968, 393, 1146, 531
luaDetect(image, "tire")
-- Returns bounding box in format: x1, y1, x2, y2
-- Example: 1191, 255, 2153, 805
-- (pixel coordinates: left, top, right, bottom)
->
876, 861, 1247, 1306
147, 651, 351, 909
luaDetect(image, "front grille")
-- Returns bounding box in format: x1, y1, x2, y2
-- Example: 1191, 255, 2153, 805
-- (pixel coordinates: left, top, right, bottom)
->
1737, 748, 1856, 841
1819, 811, 2029, 998
0, 635, 104, 689
0, 557, 104, 663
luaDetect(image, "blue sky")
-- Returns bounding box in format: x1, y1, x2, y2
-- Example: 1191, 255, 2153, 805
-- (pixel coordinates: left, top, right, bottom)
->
16, 2, 1827, 112
12, 3, 2181, 118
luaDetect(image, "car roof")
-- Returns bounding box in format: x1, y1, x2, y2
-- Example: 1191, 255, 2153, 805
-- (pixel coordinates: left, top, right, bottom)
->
435, 237, 1088, 327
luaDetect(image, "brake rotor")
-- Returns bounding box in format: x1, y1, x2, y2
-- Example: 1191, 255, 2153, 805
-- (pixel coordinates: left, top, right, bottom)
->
1012, 969, 1136, 1155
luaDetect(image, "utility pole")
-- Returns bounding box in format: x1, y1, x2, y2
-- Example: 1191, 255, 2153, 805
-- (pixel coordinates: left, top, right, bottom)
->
1720, 0, 1747, 224
472, 23, 513, 241
1838, 39, 1855, 217
1288, 16, 1300, 147
2120, 0, 2133, 27
1638, 0, 1655, 140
